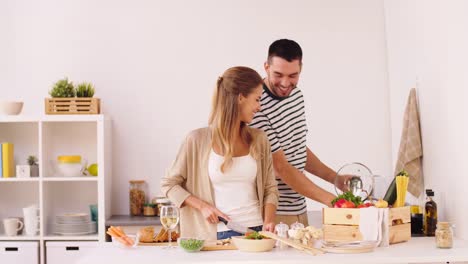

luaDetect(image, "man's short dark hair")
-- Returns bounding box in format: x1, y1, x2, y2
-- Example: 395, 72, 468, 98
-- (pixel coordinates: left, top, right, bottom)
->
268, 39, 303, 63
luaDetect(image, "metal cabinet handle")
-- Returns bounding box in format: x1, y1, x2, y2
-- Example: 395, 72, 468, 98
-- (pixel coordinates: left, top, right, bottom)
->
66, 246, 79, 251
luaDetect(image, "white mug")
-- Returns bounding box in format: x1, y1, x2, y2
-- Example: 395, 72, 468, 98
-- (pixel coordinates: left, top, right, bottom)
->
24, 219, 39, 236
23, 205, 40, 236
3, 218, 24, 237
23, 205, 39, 216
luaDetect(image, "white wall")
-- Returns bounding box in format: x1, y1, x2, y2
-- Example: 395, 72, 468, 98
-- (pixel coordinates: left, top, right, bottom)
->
1, 0, 392, 213
385, 0, 468, 239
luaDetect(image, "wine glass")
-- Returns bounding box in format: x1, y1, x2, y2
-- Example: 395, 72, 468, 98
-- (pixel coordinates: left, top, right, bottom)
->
160, 204, 179, 248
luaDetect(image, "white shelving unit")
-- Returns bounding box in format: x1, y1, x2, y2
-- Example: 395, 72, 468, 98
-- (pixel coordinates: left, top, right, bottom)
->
0, 115, 111, 264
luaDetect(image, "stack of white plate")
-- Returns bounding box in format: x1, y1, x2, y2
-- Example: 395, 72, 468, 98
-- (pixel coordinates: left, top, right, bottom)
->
54, 213, 97, 236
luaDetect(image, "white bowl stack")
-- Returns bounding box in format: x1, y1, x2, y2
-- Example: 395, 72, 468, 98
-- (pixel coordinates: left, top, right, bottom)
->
53, 213, 97, 235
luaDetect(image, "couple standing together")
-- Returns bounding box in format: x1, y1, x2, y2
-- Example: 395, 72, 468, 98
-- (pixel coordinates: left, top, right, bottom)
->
161, 39, 340, 240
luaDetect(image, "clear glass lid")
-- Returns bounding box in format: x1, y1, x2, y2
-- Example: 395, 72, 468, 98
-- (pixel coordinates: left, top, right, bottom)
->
334, 162, 375, 201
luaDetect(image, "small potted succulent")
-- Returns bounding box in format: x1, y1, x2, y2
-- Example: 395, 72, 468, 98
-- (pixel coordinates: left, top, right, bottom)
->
45, 77, 100, 114
27, 155, 39, 177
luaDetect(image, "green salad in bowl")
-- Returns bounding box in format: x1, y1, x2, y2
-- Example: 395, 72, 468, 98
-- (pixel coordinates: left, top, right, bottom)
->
177, 238, 205, 252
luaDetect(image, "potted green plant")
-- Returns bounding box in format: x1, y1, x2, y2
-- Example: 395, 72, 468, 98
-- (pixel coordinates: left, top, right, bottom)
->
49, 77, 75, 98
76, 82, 95, 98
45, 78, 100, 114
27, 155, 39, 177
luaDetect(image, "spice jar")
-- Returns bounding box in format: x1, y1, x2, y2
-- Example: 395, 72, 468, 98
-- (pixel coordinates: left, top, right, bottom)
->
129, 180, 146, 216
435, 222, 453, 248
274, 222, 289, 250
143, 203, 156, 216
154, 198, 171, 217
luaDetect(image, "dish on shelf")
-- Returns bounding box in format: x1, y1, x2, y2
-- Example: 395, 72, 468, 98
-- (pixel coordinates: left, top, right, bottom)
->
54, 221, 96, 234
0, 101, 23, 115
53, 230, 97, 236
55, 213, 90, 224
51, 157, 87, 177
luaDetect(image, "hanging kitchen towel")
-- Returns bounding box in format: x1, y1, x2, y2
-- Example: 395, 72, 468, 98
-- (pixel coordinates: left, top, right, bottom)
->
394, 88, 424, 197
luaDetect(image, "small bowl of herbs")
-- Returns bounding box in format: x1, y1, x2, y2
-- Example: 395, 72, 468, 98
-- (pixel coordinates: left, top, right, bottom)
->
177, 237, 205, 252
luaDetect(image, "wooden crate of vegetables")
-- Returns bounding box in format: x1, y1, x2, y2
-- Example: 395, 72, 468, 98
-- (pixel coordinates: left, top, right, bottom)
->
322, 190, 411, 245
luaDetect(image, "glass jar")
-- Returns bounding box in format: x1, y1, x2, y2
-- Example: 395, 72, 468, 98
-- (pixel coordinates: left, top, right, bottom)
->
143, 203, 156, 216
435, 222, 453, 249
129, 180, 146, 216
155, 198, 171, 217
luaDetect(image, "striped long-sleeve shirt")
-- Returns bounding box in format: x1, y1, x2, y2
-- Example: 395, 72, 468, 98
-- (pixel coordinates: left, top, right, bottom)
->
249, 84, 308, 215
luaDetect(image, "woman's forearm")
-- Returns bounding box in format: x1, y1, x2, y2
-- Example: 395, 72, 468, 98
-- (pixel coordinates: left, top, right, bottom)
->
263, 203, 276, 223
182, 195, 206, 210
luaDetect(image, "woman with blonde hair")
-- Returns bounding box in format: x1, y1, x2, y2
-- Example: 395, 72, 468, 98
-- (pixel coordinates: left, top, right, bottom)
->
161, 66, 278, 240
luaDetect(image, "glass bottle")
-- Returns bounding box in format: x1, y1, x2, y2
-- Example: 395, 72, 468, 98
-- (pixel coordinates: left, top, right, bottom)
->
129, 180, 146, 216
424, 189, 437, 236
410, 205, 424, 236
435, 222, 453, 248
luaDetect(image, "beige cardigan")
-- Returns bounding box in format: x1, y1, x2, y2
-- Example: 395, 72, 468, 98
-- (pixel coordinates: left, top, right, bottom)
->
160, 127, 278, 240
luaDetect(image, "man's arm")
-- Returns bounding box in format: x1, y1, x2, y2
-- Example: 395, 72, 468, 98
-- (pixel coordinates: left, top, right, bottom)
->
272, 150, 335, 207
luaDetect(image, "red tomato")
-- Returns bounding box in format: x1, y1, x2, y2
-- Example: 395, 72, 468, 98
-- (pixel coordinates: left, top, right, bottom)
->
334, 198, 347, 208
357, 204, 367, 208
341, 201, 356, 208
364, 202, 374, 207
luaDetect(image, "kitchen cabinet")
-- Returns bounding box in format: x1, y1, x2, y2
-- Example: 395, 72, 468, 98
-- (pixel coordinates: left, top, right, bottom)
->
0, 241, 39, 264
0, 115, 111, 264
46, 241, 98, 264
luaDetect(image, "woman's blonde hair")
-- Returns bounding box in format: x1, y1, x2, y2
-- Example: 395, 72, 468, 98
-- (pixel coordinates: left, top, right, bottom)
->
209, 66, 263, 172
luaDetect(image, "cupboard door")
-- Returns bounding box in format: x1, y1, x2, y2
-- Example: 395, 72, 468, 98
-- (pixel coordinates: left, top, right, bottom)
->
0, 241, 39, 264
46, 241, 98, 264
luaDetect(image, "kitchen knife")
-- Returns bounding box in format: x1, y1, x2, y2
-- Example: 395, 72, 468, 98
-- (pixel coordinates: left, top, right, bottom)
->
217, 217, 255, 234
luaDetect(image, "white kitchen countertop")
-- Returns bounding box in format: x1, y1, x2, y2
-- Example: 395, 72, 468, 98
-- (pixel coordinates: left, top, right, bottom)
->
77, 237, 468, 264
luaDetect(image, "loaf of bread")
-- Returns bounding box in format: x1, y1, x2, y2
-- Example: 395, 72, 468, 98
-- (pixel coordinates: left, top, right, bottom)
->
138, 227, 154, 243
154, 228, 179, 242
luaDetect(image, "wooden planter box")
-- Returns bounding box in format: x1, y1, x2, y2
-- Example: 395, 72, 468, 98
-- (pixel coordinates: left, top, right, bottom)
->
45, 98, 100, 115
322, 206, 411, 245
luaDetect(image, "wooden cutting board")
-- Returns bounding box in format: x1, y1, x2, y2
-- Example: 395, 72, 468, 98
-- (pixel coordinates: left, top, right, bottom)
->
138, 242, 170, 246
201, 243, 237, 251
259, 231, 324, 255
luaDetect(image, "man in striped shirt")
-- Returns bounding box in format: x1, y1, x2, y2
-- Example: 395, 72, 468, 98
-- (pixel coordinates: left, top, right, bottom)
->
250, 39, 339, 226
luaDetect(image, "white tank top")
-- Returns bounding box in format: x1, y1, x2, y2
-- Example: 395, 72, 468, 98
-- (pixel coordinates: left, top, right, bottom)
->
208, 149, 263, 232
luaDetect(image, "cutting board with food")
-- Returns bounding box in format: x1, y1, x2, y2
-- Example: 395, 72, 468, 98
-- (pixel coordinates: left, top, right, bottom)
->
201, 239, 237, 250
137, 226, 236, 250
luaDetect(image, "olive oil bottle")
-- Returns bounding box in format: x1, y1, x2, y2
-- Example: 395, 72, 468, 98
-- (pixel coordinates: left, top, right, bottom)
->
424, 189, 437, 236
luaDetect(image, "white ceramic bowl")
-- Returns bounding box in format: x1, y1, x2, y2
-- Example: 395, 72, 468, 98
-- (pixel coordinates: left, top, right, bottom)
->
0, 101, 24, 115
112, 234, 138, 248
231, 236, 275, 252
56, 163, 84, 177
